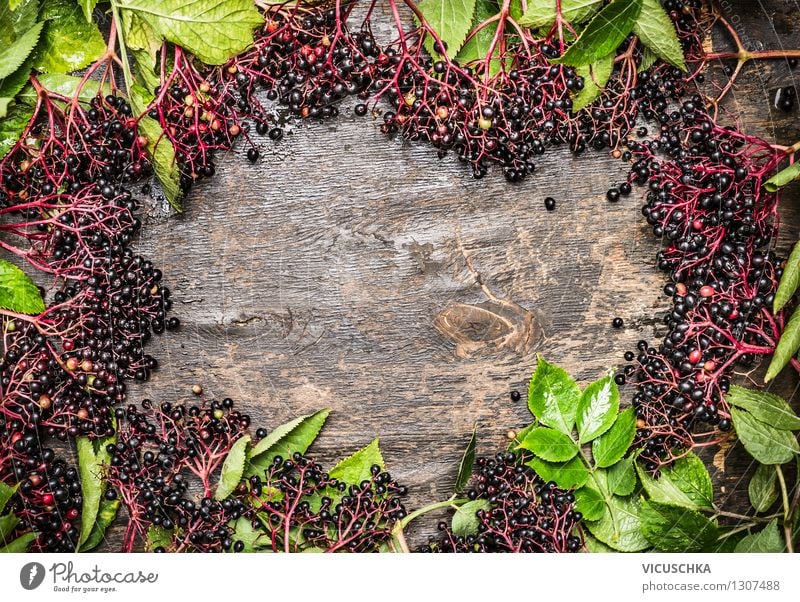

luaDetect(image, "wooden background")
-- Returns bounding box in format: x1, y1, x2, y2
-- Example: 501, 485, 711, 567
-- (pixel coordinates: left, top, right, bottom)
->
110, 1, 799, 547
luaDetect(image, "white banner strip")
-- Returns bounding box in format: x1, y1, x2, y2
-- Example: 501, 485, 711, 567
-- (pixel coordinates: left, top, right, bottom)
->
1, 553, 797, 602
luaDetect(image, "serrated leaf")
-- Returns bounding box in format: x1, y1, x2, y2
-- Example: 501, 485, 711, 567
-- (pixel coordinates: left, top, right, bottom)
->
0, 57, 33, 118
129, 83, 184, 212
640, 500, 718, 552
0, 531, 36, 552
638, 46, 658, 72
519, 426, 578, 462
0, 512, 20, 543
80, 0, 97, 22
329, 438, 384, 485
775, 242, 800, 312
748, 464, 778, 514
526, 455, 589, 489
3, 0, 40, 39
246, 409, 330, 477
124, 10, 162, 69
633, 0, 687, 70
456, 0, 502, 77
592, 407, 636, 468
454, 423, 477, 493
119, 0, 264, 65
451, 499, 491, 537
731, 406, 799, 464
417, 0, 477, 58
764, 160, 800, 193
77, 433, 113, 548
214, 434, 250, 500
509, 0, 523, 22
32, 0, 105, 73
79, 498, 119, 552
574, 484, 604, 521
0, 259, 45, 314
519, 0, 603, 29
727, 386, 800, 430
0, 482, 18, 515
607, 455, 636, 496
528, 356, 581, 436
0, 21, 42, 80
0, 90, 32, 159
766, 305, 800, 382
571, 52, 615, 113
635, 458, 695, 510
576, 374, 619, 443
585, 494, 649, 552
553, 0, 643, 67
734, 519, 785, 553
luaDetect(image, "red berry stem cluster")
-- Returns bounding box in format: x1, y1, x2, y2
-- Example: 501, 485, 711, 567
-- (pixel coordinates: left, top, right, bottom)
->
622, 104, 786, 469
423, 453, 584, 553
0, 49, 177, 549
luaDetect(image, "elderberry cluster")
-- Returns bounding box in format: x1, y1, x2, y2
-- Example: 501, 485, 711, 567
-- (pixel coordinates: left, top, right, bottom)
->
618, 102, 784, 469
423, 453, 583, 553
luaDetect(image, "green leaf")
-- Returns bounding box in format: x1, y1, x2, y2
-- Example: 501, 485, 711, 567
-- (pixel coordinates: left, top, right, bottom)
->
774, 242, 800, 312
145, 525, 173, 552
329, 438, 384, 485
571, 52, 615, 113
640, 500, 718, 552
456, 0, 502, 77
727, 386, 800, 430
0, 531, 36, 552
633, 0, 687, 70
638, 46, 659, 72
731, 406, 799, 464
230, 516, 268, 552
607, 455, 636, 496
764, 160, 800, 193
0, 101, 32, 160
519, 426, 578, 462
584, 494, 649, 552
0, 482, 18, 515
636, 453, 713, 510
528, 356, 581, 436
582, 531, 614, 552
576, 374, 619, 443
0, 21, 42, 80
32, 0, 105, 73
119, 0, 264, 65
214, 434, 251, 500
735, 519, 785, 553
245, 409, 330, 477
519, 0, 603, 29
77, 435, 112, 548
0, 513, 20, 543
592, 407, 636, 467
79, 498, 119, 552
80, 0, 97, 22
451, 499, 491, 537
509, 0, 523, 21
129, 83, 184, 212
526, 455, 589, 489
748, 464, 779, 513
17, 73, 111, 104
554, 0, 643, 67
766, 305, 800, 382
454, 423, 477, 493
2, 0, 40, 40
574, 484, 605, 521
417, 0, 477, 58
0, 57, 33, 118
0, 259, 45, 314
